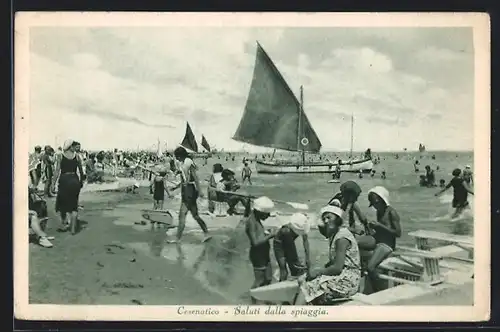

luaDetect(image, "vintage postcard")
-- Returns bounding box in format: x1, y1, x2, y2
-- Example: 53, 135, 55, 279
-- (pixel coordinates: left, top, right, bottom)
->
14, 12, 490, 322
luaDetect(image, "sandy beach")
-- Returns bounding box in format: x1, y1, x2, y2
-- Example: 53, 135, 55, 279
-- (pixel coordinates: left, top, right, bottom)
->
29, 188, 237, 305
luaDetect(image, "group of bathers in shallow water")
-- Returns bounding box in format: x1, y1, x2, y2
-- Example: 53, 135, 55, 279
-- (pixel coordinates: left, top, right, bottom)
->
243, 164, 474, 305
244, 181, 402, 304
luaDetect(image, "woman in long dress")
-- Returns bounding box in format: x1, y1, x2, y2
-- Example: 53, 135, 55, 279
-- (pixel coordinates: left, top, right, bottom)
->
53, 139, 85, 234
296, 205, 362, 305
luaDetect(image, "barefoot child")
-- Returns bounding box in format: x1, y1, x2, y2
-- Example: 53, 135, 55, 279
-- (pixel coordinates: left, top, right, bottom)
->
151, 169, 173, 210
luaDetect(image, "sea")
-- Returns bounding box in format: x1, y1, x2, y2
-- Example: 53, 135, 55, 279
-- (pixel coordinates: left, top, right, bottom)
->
200, 150, 474, 242
129, 150, 475, 303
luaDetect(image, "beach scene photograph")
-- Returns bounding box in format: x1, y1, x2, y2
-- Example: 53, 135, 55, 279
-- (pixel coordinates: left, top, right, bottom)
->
14, 13, 490, 321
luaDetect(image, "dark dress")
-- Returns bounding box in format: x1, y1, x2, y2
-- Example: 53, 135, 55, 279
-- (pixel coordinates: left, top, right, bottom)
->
450, 177, 469, 208
153, 176, 165, 201
55, 154, 81, 213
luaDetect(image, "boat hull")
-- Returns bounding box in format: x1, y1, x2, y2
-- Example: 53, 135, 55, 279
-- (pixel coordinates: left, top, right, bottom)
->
255, 159, 374, 174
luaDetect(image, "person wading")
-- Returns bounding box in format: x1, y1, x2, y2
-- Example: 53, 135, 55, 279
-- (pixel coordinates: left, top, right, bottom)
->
435, 168, 474, 219
167, 147, 211, 244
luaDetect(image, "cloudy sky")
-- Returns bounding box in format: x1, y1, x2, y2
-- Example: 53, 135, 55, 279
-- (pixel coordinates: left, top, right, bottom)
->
28, 26, 474, 152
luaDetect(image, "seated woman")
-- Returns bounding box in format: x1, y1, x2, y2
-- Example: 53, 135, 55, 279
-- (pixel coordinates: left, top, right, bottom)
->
365, 186, 401, 293
273, 213, 311, 282
218, 169, 251, 217
296, 205, 361, 305
207, 163, 224, 214
28, 187, 54, 248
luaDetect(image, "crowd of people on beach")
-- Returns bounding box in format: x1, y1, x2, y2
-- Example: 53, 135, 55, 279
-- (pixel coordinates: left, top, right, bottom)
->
27, 141, 474, 305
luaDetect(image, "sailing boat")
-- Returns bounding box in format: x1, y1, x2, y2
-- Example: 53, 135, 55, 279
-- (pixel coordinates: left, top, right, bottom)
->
233, 42, 373, 174
179, 122, 212, 158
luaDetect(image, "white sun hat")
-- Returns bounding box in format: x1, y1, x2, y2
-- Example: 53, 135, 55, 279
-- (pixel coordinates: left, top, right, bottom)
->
286, 213, 311, 236
63, 139, 74, 151
368, 186, 390, 206
253, 196, 275, 213
318, 205, 344, 225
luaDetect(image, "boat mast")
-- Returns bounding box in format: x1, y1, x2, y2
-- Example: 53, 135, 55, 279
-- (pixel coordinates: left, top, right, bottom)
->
299, 86, 305, 165
349, 111, 354, 159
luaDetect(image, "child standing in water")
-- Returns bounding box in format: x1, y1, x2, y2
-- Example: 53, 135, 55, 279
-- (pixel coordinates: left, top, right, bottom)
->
151, 169, 173, 210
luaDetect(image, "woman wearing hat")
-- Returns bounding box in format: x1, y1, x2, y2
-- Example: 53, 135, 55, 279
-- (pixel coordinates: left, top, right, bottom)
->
52, 139, 86, 234
296, 205, 361, 305
273, 213, 311, 282
365, 186, 401, 292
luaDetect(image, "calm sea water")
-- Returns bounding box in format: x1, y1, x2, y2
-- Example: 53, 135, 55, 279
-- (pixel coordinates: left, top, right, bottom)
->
132, 150, 474, 303
197, 151, 474, 244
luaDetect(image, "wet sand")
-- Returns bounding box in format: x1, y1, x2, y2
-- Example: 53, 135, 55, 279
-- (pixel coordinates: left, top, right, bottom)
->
29, 185, 474, 306
29, 188, 236, 305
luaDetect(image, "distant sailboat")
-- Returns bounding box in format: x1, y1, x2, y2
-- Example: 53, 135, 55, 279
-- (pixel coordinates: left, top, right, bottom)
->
181, 122, 199, 153
419, 143, 426, 153
201, 135, 211, 152
233, 42, 373, 174
179, 122, 212, 158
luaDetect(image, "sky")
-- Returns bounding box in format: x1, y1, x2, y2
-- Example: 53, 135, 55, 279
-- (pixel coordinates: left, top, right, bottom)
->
28, 26, 474, 152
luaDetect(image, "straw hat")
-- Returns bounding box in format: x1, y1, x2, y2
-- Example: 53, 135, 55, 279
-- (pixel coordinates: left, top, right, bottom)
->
368, 186, 390, 206
286, 213, 310, 236
253, 196, 274, 213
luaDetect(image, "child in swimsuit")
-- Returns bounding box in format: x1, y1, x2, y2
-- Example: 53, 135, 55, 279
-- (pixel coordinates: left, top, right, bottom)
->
241, 163, 252, 185
151, 170, 172, 210
245, 196, 276, 303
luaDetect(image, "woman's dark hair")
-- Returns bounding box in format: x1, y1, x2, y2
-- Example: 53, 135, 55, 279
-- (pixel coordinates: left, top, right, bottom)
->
221, 168, 235, 179
452, 168, 461, 177
72, 141, 81, 147
174, 147, 188, 160
213, 163, 223, 173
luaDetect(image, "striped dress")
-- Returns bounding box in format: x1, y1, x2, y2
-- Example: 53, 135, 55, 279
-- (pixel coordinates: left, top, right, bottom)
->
300, 227, 361, 304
